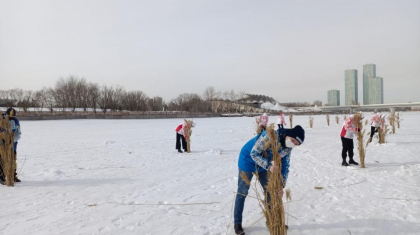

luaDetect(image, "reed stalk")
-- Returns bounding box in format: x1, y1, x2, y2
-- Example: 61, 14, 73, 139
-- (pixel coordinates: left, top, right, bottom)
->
0, 114, 15, 186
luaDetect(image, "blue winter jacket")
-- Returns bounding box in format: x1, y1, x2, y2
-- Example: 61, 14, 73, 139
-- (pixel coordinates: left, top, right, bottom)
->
1, 114, 21, 143
238, 129, 292, 185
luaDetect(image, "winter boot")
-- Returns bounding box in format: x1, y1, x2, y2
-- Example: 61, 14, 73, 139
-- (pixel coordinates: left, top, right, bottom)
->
14, 171, 21, 182
234, 224, 245, 235
177, 149, 183, 153
342, 160, 349, 166
349, 159, 359, 165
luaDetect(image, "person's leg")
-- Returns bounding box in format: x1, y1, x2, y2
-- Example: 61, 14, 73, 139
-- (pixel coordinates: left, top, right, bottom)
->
348, 139, 358, 165
370, 126, 375, 141
234, 170, 253, 225
341, 137, 349, 166
0, 154, 5, 182
176, 133, 181, 151
13, 142, 20, 182
181, 135, 187, 152
257, 171, 270, 204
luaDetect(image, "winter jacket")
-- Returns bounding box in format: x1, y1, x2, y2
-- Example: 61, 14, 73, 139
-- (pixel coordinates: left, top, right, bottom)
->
340, 115, 358, 139
175, 123, 185, 137
371, 115, 380, 127
277, 114, 286, 125
1, 114, 21, 143
238, 129, 292, 185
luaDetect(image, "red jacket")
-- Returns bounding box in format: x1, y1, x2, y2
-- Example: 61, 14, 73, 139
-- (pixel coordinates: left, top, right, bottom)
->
340, 116, 358, 139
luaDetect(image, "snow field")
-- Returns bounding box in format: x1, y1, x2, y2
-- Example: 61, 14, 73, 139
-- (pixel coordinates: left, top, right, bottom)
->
0, 112, 419, 235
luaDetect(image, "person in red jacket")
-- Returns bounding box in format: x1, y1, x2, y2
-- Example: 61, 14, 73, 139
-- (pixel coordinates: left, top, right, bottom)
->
340, 113, 363, 166
175, 122, 188, 153
277, 111, 287, 129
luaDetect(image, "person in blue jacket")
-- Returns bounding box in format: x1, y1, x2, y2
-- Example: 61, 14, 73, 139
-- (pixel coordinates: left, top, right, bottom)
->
0, 108, 22, 184
233, 125, 305, 235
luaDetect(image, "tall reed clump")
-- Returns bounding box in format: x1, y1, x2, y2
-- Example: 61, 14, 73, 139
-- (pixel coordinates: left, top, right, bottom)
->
335, 116, 340, 124
264, 124, 287, 235
0, 114, 16, 186
183, 119, 194, 153
378, 124, 389, 144
388, 112, 396, 134
326, 114, 330, 126
354, 112, 366, 168
395, 112, 402, 129
309, 116, 314, 128
289, 113, 293, 129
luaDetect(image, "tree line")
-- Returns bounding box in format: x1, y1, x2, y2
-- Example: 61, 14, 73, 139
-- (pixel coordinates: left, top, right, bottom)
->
0, 76, 247, 113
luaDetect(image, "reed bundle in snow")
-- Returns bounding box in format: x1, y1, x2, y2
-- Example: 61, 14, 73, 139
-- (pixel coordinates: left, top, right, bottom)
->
378, 124, 389, 144
289, 113, 293, 129
0, 114, 15, 186
388, 112, 396, 134
309, 116, 314, 128
326, 114, 330, 126
335, 116, 340, 124
354, 113, 366, 168
183, 119, 194, 153
395, 112, 402, 129
256, 117, 264, 135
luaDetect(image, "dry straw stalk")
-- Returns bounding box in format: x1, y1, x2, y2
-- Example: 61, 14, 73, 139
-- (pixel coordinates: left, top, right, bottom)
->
326, 114, 330, 126
289, 113, 293, 129
354, 113, 367, 168
0, 114, 16, 186
388, 112, 396, 134
309, 116, 314, 128
335, 116, 340, 124
183, 119, 194, 153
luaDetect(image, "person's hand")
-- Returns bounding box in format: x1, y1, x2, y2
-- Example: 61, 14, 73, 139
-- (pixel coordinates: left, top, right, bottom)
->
269, 165, 280, 173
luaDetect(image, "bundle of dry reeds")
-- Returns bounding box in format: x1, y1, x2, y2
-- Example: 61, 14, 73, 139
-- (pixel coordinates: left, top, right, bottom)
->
264, 124, 287, 235
326, 114, 330, 126
354, 113, 366, 168
396, 112, 402, 129
0, 114, 15, 186
309, 116, 314, 128
388, 112, 396, 134
183, 119, 194, 153
378, 124, 389, 144
289, 113, 293, 129
335, 116, 340, 124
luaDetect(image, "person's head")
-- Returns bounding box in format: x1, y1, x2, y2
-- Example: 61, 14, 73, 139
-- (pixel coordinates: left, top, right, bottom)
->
6, 107, 16, 117
259, 113, 269, 127
279, 110, 283, 114
284, 125, 305, 148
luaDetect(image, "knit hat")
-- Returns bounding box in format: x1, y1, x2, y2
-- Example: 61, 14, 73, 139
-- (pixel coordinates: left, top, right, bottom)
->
6, 107, 16, 117
285, 125, 305, 144
259, 113, 269, 127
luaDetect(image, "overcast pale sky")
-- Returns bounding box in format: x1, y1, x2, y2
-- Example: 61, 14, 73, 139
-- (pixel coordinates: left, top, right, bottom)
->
1, 0, 419, 104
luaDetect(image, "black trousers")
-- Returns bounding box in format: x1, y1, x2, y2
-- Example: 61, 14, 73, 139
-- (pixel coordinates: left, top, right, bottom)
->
341, 137, 354, 161
278, 124, 284, 129
370, 126, 379, 138
176, 133, 187, 151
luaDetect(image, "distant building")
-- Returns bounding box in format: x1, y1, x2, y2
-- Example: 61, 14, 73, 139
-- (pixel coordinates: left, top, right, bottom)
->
345, 69, 358, 105
237, 94, 276, 108
327, 90, 340, 106
363, 64, 376, 105
368, 77, 384, 104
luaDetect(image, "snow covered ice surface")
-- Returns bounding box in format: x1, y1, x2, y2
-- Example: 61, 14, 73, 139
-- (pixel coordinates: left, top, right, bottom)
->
1, 113, 420, 235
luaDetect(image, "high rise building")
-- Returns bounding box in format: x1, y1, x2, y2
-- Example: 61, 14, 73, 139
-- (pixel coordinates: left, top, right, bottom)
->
363, 64, 376, 104
345, 69, 358, 105
368, 77, 384, 104
327, 90, 340, 106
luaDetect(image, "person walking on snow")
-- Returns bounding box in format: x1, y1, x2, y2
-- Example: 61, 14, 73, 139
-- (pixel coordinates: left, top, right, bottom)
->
340, 113, 363, 166
277, 111, 287, 129
369, 113, 385, 143
175, 121, 195, 153
233, 125, 305, 235
0, 108, 22, 185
